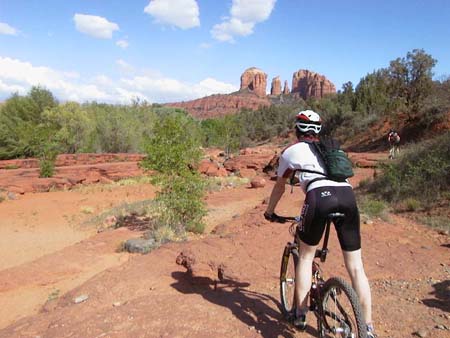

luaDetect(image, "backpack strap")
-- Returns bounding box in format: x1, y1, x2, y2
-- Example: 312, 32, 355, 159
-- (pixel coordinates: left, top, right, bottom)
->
305, 177, 328, 191
289, 168, 328, 193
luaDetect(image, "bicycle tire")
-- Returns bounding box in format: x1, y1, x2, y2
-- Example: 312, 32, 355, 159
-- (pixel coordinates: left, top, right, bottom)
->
318, 277, 366, 338
279, 245, 298, 317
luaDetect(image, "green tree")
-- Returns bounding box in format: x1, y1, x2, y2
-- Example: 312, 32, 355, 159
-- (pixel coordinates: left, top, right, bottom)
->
389, 49, 437, 116
43, 102, 95, 153
141, 112, 206, 233
0, 86, 58, 159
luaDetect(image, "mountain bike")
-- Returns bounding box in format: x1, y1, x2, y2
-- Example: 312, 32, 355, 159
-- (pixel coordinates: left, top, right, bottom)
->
279, 213, 367, 337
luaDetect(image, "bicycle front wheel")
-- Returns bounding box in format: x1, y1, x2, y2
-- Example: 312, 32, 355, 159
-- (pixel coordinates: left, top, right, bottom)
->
279, 245, 298, 317
319, 277, 366, 338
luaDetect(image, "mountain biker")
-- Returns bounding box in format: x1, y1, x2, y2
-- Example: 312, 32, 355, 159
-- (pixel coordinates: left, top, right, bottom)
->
388, 129, 400, 159
264, 110, 377, 337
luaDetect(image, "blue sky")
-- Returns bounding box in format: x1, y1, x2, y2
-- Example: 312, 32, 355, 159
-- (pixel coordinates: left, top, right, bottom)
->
0, 0, 449, 103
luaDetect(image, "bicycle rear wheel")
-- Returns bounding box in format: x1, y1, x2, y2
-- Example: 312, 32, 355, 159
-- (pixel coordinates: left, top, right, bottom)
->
318, 277, 366, 338
279, 245, 298, 317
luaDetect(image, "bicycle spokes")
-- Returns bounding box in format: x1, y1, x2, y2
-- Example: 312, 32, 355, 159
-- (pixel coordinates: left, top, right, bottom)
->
322, 287, 358, 337
280, 246, 298, 316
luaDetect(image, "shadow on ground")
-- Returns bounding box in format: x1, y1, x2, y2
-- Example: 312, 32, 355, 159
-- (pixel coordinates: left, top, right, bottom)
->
422, 279, 450, 313
171, 271, 320, 337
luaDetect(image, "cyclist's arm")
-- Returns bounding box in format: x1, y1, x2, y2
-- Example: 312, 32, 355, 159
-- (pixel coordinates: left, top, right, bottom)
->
265, 176, 288, 216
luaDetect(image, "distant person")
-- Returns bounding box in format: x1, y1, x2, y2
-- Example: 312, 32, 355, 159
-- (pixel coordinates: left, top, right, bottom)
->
264, 110, 377, 337
388, 129, 400, 159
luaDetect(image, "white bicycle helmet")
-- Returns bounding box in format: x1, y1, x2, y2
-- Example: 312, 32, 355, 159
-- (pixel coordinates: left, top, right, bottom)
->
295, 110, 322, 134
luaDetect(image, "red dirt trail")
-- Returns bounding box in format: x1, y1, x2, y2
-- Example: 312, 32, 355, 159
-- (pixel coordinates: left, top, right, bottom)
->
0, 164, 449, 338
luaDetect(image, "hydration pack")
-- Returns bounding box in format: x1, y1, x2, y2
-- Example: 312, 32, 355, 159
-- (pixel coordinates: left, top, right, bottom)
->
290, 138, 354, 188
313, 139, 354, 182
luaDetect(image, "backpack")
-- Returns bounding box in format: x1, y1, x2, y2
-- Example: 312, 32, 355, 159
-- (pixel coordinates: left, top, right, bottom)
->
290, 138, 354, 189
314, 139, 354, 182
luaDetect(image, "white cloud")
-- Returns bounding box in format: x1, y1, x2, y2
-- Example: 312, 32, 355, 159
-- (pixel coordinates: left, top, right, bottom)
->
0, 56, 238, 104
116, 59, 135, 74
0, 56, 111, 102
144, 0, 200, 29
116, 39, 129, 49
0, 22, 18, 36
211, 0, 276, 42
73, 13, 119, 39
230, 0, 277, 22
0, 79, 25, 93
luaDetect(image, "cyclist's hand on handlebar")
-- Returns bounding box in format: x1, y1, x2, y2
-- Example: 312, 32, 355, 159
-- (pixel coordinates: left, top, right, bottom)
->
264, 212, 286, 223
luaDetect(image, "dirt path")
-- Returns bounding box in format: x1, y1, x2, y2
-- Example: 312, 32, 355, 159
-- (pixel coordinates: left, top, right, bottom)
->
0, 181, 272, 330
0, 184, 157, 270
0, 166, 449, 337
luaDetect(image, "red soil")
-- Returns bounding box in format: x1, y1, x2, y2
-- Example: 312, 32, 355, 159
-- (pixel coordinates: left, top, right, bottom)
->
0, 154, 448, 338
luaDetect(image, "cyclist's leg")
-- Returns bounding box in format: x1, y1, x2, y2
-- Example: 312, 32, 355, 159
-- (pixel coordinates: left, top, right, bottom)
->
295, 187, 334, 315
342, 249, 372, 324
335, 186, 375, 330
295, 240, 317, 312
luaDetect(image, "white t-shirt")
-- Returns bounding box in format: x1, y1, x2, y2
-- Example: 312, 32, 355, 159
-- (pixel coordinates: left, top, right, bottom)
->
277, 141, 352, 193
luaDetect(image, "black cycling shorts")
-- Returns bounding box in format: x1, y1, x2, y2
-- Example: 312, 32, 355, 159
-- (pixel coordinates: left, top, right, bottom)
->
297, 186, 361, 251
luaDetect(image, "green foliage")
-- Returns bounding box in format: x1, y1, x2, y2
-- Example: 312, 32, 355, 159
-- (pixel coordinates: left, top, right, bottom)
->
389, 49, 437, 115
142, 112, 203, 174
201, 114, 241, 157
358, 196, 388, 219
3, 164, 19, 169
43, 102, 94, 153
0, 86, 58, 159
368, 132, 450, 206
0, 89, 164, 159
404, 198, 421, 211
39, 158, 55, 178
141, 112, 206, 233
417, 215, 449, 232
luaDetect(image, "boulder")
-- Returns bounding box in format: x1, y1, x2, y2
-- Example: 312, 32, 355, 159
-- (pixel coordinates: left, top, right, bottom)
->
124, 238, 157, 254
199, 159, 228, 177
250, 177, 266, 188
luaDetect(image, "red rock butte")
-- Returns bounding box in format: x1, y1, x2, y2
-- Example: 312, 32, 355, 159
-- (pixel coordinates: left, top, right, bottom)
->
291, 69, 336, 100
166, 67, 335, 119
270, 76, 281, 96
240, 67, 268, 97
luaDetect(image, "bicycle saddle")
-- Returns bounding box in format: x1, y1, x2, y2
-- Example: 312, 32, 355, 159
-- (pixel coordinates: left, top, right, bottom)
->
327, 212, 345, 220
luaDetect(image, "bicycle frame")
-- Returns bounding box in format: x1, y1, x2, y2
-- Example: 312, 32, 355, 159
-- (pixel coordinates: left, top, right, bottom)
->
280, 213, 365, 336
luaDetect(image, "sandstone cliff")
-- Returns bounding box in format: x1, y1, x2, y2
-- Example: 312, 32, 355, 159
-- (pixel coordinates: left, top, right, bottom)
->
283, 80, 290, 95
166, 67, 335, 118
270, 76, 281, 96
240, 67, 267, 97
166, 91, 270, 119
291, 69, 336, 99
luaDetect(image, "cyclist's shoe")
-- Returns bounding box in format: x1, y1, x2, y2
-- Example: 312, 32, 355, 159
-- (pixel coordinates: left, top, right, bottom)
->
367, 324, 378, 338
292, 314, 306, 331
264, 212, 286, 223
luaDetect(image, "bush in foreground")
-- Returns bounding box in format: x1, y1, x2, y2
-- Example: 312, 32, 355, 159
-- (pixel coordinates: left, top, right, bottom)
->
141, 111, 206, 234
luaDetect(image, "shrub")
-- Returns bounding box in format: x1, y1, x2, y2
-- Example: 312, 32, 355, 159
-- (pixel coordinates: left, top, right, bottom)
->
39, 159, 55, 178
368, 132, 450, 206
141, 112, 206, 234
404, 198, 421, 211
358, 196, 388, 219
